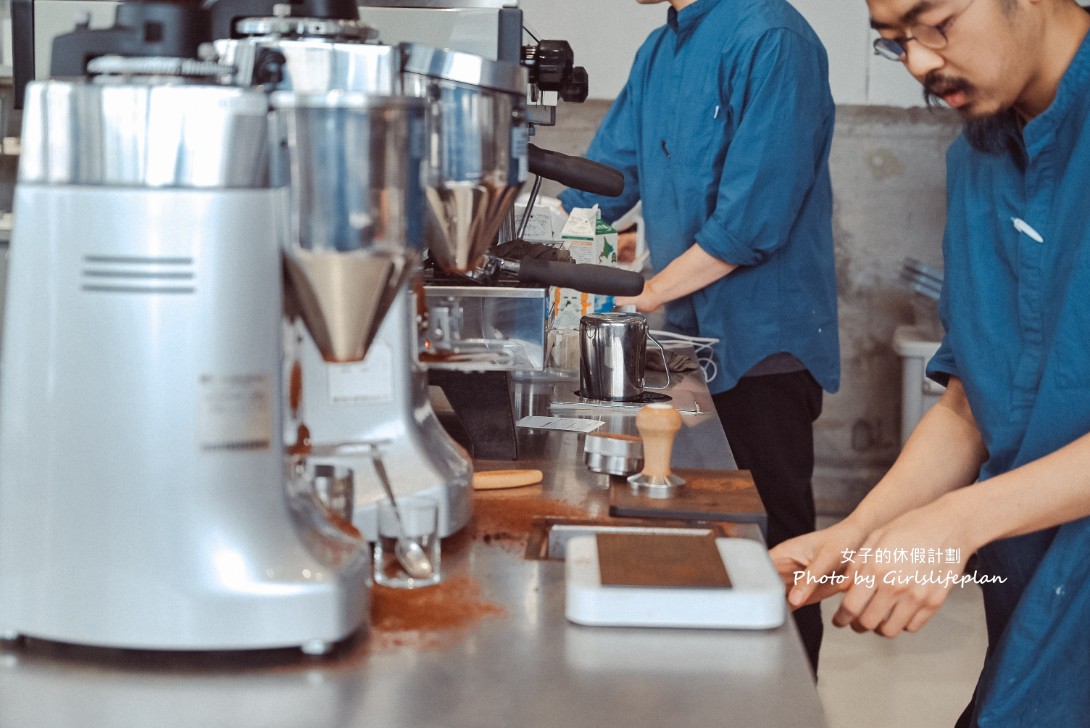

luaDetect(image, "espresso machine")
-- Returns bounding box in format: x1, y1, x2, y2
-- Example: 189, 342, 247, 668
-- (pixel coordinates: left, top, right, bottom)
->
0, 0, 430, 652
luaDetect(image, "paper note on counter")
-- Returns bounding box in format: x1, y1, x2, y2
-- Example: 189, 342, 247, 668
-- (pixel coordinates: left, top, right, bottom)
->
516, 416, 605, 433
550, 390, 703, 416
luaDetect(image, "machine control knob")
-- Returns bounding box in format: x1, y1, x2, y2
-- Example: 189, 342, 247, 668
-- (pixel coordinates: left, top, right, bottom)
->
523, 40, 588, 103
561, 66, 589, 103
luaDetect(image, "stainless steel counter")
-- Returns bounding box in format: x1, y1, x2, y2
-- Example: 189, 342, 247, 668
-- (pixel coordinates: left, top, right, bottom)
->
0, 364, 827, 728
0, 241, 7, 358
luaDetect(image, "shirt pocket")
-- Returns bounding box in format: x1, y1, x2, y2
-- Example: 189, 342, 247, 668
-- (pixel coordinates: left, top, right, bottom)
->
672, 61, 732, 165
672, 103, 732, 215
673, 100, 731, 165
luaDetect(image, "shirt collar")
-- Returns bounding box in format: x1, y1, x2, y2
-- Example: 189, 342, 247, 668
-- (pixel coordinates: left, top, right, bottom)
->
1024, 26, 1090, 150
667, 0, 718, 41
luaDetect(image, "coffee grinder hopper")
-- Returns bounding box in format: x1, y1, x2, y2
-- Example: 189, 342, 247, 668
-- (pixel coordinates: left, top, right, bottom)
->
272, 91, 426, 363
401, 45, 529, 273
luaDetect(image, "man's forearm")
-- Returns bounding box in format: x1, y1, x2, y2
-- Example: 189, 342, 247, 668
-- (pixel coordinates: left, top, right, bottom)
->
945, 428, 1090, 550
845, 377, 987, 535
618, 243, 736, 311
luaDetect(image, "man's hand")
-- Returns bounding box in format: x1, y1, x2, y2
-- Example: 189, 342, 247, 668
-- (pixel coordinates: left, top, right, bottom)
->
614, 283, 662, 313
616, 229, 638, 264
833, 495, 976, 637
769, 519, 868, 610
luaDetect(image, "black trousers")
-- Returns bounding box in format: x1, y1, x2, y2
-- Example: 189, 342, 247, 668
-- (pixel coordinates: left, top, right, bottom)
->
713, 370, 824, 673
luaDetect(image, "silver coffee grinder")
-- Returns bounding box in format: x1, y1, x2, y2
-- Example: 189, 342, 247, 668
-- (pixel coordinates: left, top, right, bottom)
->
0, 0, 419, 653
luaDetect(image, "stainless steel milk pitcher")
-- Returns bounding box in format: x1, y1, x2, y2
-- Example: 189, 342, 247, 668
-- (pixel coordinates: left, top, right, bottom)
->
579, 312, 651, 401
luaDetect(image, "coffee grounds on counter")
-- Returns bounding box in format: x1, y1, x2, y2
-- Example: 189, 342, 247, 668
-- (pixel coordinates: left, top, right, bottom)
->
368, 575, 505, 653
471, 493, 587, 552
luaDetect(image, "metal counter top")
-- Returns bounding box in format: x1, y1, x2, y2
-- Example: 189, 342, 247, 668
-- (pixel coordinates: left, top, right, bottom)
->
0, 366, 827, 728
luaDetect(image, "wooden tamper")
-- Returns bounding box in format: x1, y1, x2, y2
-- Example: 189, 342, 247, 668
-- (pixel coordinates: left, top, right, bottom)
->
626, 403, 686, 498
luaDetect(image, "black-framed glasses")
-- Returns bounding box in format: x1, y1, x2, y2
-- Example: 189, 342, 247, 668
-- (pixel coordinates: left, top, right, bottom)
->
872, 0, 979, 61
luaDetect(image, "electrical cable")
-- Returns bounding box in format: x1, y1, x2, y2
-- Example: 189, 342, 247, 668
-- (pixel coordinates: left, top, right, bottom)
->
517, 176, 543, 240
649, 329, 719, 386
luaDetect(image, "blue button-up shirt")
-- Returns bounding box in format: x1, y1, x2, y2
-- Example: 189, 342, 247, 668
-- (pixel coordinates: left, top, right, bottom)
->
559, 0, 839, 394
926, 30, 1090, 728
927, 44, 1090, 480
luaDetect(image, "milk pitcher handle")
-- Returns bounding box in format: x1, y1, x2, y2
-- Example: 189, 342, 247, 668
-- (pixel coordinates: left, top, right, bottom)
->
644, 333, 671, 390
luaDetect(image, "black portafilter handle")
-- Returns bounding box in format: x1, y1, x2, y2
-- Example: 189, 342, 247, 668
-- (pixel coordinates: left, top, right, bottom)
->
528, 144, 624, 198
515, 258, 645, 297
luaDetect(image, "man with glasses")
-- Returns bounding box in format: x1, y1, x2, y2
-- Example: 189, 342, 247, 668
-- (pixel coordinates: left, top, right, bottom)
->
772, 0, 1090, 724
558, 0, 839, 673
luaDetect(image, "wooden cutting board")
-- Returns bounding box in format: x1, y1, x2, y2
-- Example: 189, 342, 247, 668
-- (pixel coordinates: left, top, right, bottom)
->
609, 469, 767, 535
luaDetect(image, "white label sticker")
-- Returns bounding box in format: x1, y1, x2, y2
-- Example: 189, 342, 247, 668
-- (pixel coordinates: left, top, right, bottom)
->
198, 373, 272, 450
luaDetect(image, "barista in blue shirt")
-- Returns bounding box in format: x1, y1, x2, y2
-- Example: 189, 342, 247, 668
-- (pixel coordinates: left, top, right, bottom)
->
559, 0, 839, 671
774, 0, 1090, 724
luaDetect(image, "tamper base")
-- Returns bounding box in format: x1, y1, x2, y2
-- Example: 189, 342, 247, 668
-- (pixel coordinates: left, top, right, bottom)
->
626, 472, 686, 499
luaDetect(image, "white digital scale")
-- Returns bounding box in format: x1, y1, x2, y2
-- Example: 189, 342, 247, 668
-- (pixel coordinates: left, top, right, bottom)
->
565, 535, 787, 629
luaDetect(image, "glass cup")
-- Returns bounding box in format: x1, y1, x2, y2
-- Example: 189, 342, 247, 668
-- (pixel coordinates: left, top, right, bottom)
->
373, 496, 441, 588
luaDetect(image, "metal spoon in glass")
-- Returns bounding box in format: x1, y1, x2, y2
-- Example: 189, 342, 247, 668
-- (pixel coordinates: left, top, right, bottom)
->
371, 456, 434, 580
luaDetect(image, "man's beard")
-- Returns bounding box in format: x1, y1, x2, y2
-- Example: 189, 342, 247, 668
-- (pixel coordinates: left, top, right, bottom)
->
923, 72, 1023, 158
961, 110, 1023, 157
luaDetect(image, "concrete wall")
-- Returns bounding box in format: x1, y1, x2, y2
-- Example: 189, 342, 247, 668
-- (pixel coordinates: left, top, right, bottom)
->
816, 106, 960, 513
532, 101, 962, 514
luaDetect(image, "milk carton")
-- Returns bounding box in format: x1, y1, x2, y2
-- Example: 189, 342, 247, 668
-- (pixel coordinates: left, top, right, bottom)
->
548, 206, 621, 370
552, 206, 619, 328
